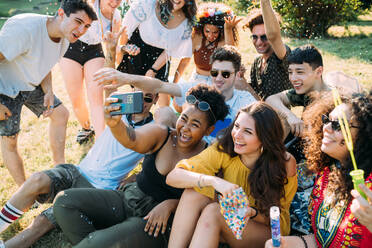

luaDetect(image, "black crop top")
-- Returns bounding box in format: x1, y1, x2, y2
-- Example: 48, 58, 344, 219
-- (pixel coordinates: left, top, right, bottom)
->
136, 127, 184, 203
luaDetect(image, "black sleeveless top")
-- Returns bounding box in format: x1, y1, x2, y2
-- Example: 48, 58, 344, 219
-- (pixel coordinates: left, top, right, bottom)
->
117, 28, 170, 82
136, 127, 183, 203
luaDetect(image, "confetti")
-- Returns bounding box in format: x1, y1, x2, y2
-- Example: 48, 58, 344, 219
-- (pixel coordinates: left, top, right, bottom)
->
218, 187, 249, 240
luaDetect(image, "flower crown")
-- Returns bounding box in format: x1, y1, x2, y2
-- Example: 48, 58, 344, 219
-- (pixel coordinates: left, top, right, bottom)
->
196, 6, 233, 23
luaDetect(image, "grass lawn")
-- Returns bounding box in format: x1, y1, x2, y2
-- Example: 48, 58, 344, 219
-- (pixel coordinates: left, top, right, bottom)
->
0, 3, 371, 247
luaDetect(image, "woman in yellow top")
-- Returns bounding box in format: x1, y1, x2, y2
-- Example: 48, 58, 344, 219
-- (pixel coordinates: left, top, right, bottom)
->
166, 102, 297, 247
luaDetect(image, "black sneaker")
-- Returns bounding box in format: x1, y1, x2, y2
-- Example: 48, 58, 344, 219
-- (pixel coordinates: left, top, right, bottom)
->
76, 128, 95, 144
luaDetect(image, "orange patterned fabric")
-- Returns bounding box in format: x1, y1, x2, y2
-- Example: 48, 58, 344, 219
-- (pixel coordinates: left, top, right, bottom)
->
309, 167, 372, 248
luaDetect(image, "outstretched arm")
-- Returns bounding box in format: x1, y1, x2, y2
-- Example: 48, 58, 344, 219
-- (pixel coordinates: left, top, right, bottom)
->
94, 68, 182, 96
261, 0, 286, 59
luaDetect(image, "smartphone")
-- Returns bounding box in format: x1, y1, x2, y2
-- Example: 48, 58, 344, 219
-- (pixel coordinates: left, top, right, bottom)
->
110, 92, 143, 116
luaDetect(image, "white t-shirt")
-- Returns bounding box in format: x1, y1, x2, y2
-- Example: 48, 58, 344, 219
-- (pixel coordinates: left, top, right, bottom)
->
0, 14, 69, 98
122, 0, 192, 58
78, 115, 153, 190
79, 0, 121, 45
175, 81, 256, 143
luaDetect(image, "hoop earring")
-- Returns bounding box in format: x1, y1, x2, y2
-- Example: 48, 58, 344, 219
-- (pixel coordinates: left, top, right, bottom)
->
260, 146, 264, 153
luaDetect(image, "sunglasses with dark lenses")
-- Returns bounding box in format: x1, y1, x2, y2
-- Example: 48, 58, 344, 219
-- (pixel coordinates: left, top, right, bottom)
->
210, 70, 232, 79
251, 34, 268, 42
321, 114, 358, 131
186, 95, 216, 123
143, 96, 153, 103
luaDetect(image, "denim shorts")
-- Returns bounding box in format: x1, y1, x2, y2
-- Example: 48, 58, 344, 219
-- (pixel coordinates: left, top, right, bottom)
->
0, 86, 62, 136
38, 163, 94, 226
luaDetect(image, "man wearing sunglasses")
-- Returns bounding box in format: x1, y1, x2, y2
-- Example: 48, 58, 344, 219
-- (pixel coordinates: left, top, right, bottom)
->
0, 91, 159, 248
244, 0, 292, 100
94, 45, 256, 143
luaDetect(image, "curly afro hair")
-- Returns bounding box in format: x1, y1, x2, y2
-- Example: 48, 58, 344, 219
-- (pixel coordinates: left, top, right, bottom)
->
303, 90, 372, 206
186, 83, 229, 127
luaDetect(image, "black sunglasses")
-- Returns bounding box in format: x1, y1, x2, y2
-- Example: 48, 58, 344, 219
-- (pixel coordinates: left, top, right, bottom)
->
210, 70, 233, 79
251, 34, 268, 42
321, 114, 358, 131
186, 95, 216, 124
143, 96, 153, 103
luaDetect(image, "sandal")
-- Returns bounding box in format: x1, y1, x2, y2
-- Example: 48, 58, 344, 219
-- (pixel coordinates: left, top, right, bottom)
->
76, 128, 95, 144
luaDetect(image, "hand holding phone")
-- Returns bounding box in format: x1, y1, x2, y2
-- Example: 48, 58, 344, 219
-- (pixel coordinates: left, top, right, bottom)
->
109, 92, 143, 116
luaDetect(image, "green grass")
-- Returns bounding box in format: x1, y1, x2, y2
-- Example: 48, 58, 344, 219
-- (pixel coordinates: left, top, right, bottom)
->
0, 3, 372, 247
0, 0, 59, 27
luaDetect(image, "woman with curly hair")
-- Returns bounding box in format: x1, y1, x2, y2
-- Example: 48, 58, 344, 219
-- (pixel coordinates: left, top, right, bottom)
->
186, 2, 240, 86
117, 0, 196, 106
266, 91, 372, 248
166, 101, 297, 247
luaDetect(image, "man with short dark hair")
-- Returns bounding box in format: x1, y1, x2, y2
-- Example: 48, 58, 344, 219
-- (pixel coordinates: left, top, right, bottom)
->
266, 44, 329, 137
245, 0, 292, 100
0, 0, 96, 186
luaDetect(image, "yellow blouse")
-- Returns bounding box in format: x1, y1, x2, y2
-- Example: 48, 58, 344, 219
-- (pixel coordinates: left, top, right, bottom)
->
176, 143, 297, 235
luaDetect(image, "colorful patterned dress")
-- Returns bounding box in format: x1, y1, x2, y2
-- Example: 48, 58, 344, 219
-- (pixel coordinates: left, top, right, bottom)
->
309, 167, 372, 248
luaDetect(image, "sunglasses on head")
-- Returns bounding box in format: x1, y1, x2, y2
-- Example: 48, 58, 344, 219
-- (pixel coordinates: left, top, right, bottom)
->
143, 96, 153, 103
186, 95, 216, 124
251, 34, 268, 42
210, 70, 233, 79
321, 114, 358, 131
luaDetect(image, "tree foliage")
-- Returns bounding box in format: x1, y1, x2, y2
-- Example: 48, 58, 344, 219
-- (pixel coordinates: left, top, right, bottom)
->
271, 0, 362, 38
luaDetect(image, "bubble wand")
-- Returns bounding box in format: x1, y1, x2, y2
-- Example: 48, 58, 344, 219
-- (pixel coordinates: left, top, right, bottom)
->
332, 88, 366, 199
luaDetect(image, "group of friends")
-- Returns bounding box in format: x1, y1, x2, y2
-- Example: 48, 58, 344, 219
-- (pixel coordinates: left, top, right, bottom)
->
0, 0, 371, 247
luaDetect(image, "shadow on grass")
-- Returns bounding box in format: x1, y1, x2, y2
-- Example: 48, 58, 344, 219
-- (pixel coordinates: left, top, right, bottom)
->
288, 33, 372, 63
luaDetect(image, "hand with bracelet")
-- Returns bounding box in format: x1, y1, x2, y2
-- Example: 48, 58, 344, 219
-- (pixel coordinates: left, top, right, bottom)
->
196, 174, 239, 198
145, 67, 159, 78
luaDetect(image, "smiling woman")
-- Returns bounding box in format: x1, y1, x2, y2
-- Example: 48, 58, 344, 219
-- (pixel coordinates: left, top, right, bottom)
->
189, 2, 240, 85
166, 101, 297, 248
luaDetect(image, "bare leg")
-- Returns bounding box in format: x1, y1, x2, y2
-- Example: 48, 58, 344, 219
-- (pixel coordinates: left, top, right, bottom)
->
8, 172, 52, 212
190, 203, 271, 248
5, 215, 55, 248
48, 104, 69, 165
59, 58, 90, 130
168, 189, 212, 248
0, 134, 25, 186
84, 57, 105, 138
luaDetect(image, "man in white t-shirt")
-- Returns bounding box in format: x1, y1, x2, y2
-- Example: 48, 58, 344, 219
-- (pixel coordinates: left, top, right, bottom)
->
0, 0, 97, 186
94, 45, 257, 142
